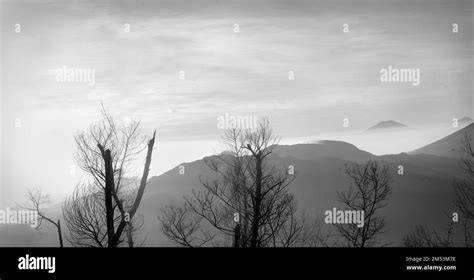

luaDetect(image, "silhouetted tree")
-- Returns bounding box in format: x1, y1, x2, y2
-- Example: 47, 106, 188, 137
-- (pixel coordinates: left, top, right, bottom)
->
402, 219, 455, 247
62, 183, 145, 247
403, 131, 474, 248
63, 104, 156, 247
453, 131, 474, 247
159, 119, 320, 247
335, 160, 392, 247
21, 189, 64, 247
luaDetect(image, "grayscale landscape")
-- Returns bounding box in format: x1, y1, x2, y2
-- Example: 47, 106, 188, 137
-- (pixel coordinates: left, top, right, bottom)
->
0, 0, 472, 248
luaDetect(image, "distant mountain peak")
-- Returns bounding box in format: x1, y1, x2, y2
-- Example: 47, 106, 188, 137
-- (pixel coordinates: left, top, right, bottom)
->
368, 120, 407, 130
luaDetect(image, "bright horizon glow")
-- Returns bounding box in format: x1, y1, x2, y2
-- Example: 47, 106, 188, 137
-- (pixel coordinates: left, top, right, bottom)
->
1, 0, 472, 208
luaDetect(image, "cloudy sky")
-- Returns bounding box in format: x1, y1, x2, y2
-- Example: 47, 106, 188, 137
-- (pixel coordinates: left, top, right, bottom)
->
0, 0, 472, 207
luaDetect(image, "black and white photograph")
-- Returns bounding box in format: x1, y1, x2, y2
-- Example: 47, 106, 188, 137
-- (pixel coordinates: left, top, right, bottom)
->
0, 0, 473, 278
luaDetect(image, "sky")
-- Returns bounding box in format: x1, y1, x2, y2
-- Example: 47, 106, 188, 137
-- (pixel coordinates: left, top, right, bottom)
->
0, 0, 472, 207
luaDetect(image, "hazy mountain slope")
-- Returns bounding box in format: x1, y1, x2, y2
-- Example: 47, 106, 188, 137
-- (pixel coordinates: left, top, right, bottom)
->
459, 116, 473, 124
273, 141, 373, 162
410, 123, 474, 158
0, 225, 58, 247
0, 138, 467, 247
141, 144, 464, 246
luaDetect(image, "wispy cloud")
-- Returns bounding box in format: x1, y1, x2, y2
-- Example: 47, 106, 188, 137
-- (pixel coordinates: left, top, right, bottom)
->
1, 0, 471, 205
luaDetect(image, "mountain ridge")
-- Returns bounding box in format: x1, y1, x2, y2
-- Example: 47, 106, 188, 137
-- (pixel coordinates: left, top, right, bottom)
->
410, 123, 474, 158
1, 125, 471, 247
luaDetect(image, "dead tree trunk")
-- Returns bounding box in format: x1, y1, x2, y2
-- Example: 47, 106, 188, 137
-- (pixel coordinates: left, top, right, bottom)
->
127, 223, 134, 248
57, 219, 64, 248
109, 131, 156, 247
98, 145, 116, 247
250, 153, 262, 248
234, 223, 241, 248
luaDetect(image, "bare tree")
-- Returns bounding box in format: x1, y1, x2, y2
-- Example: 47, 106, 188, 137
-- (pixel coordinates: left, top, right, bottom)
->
402, 219, 455, 247
402, 225, 434, 247
62, 184, 108, 247
403, 131, 474, 248
63, 104, 156, 247
335, 160, 392, 247
453, 131, 474, 247
21, 189, 64, 247
62, 183, 146, 247
159, 119, 320, 247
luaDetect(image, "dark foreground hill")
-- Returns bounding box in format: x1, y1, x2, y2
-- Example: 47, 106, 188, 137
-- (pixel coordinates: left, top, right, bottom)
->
1, 127, 470, 246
